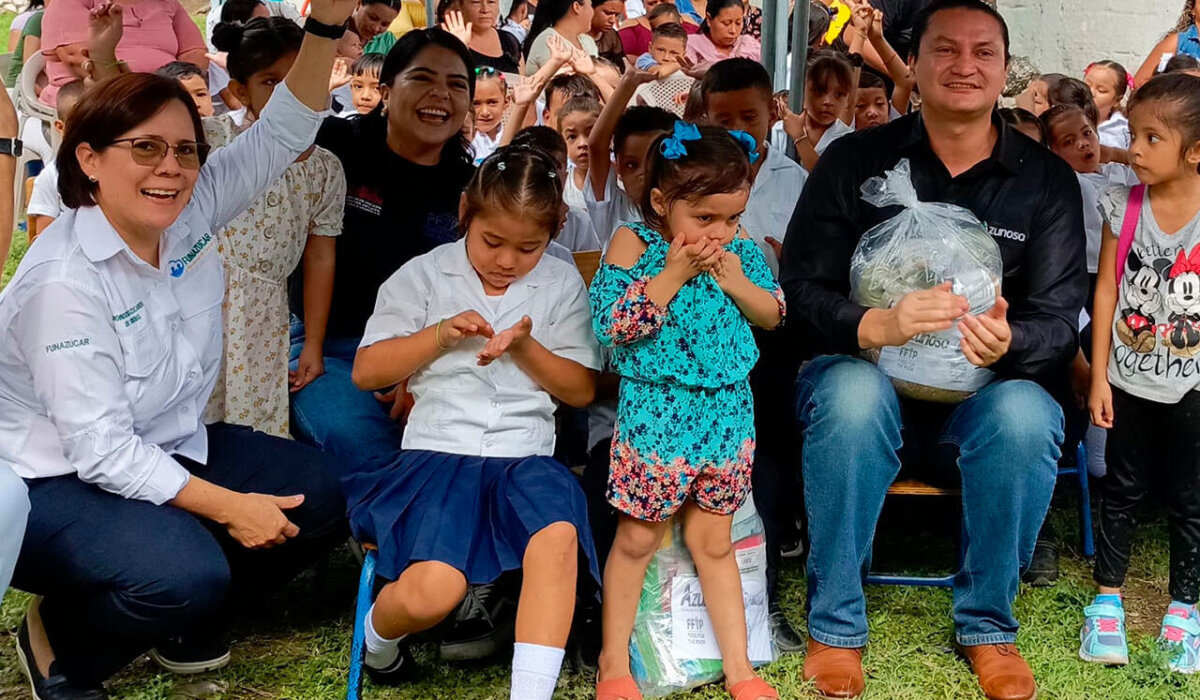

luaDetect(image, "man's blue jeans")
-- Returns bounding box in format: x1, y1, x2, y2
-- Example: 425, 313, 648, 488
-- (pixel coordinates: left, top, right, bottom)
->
289, 317, 406, 473
794, 355, 1063, 647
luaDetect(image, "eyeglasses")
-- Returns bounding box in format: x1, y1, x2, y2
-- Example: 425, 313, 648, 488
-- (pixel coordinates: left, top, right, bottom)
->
106, 137, 210, 170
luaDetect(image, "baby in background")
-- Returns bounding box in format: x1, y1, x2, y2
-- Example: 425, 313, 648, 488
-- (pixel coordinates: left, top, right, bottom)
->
27, 80, 86, 238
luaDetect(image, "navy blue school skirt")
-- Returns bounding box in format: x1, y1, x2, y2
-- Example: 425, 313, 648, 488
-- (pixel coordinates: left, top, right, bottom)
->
342, 450, 600, 585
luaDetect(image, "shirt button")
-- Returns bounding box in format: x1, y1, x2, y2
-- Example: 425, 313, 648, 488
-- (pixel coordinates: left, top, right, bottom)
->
171, 322, 180, 331
490, 400, 500, 408
180, 405, 190, 414
188, 370, 199, 380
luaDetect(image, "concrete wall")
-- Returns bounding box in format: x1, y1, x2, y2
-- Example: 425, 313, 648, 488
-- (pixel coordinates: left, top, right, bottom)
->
1000, 0, 1185, 78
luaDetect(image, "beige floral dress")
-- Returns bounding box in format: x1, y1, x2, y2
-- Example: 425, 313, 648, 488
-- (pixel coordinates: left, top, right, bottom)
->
202, 114, 347, 437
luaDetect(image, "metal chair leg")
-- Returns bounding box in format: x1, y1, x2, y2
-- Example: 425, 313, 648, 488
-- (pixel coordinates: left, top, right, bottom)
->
347, 549, 377, 700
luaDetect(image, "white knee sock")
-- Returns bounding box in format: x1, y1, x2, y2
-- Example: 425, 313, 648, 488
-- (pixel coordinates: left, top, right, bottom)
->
363, 603, 405, 669
510, 642, 565, 700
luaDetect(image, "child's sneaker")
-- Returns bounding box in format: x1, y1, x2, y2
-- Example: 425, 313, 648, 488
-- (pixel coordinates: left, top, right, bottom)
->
1160, 602, 1200, 674
1080, 596, 1129, 666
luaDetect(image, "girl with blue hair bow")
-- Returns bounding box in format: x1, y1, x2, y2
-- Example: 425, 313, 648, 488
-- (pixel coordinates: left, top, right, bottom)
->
588, 122, 784, 700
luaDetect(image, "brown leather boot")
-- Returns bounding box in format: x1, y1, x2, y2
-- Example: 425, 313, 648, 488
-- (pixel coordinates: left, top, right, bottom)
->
957, 643, 1038, 700
802, 640, 864, 698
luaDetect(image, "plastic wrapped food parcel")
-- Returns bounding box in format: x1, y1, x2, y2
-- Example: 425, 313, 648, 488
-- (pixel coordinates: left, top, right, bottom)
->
849, 159, 1003, 403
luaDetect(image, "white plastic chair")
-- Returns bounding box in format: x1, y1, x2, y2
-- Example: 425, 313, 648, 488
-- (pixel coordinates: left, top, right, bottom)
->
14, 51, 54, 215
633, 72, 695, 118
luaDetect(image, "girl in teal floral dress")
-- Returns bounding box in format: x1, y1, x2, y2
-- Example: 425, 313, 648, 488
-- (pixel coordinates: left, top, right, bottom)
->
589, 122, 785, 700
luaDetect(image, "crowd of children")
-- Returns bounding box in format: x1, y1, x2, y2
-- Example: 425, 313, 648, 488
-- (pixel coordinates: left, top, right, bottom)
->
5, 0, 1200, 698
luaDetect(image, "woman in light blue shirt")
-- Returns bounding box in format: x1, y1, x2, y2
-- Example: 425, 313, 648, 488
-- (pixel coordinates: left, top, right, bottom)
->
0, 0, 357, 696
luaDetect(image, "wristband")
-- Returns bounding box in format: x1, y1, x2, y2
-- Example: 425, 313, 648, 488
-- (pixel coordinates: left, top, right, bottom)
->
304, 16, 350, 40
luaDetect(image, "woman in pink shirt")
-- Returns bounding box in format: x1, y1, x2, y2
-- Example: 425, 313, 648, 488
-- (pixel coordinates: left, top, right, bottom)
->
685, 0, 757, 71
41, 0, 207, 106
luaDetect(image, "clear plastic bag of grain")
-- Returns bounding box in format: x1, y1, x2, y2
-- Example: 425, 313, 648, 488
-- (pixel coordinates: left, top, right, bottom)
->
849, 159, 1003, 403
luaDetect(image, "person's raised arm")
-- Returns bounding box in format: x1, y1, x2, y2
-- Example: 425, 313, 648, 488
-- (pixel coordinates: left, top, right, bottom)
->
286, 0, 360, 111
1134, 33, 1176, 89
0, 81, 15, 268
588, 66, 655, 199
171, 0, 209, 70
1089, 223, 1118, 428
499, 36, 570, 146
864, 8, 912, 114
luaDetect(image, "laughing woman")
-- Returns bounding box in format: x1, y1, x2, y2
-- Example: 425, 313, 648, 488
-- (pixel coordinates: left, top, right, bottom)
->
0, 0, 357, 697
289, 28, 476, 474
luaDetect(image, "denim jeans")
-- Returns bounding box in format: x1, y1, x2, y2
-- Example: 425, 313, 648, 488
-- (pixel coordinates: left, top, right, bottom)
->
12, 423, 348, 685
288, 317, 406, 474
795, 355, 1063, 647
0, 463, 29, 593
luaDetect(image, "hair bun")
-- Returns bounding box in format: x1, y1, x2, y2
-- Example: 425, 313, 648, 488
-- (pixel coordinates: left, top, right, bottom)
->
211, 21, 247, 53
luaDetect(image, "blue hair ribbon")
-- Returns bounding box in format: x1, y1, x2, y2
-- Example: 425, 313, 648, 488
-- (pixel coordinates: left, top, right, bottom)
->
728, 130, 761, 164
659, 121, 702, 160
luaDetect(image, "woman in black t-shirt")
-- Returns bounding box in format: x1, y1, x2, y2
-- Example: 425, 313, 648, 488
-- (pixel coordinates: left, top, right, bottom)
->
442, 0, 525, 73
290, 28, 476, 473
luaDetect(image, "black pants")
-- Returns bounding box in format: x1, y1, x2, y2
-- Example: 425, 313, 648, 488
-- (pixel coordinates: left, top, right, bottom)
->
12, 423, 349, 685
1095, 388, 1200, 603
749, 327, 804, 602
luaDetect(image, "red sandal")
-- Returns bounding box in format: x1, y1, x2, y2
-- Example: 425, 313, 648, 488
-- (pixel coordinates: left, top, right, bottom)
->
595, 675, 643, 700
728, 677, 780, 700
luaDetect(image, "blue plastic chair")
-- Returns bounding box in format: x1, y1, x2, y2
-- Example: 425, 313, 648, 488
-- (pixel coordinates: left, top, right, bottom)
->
865, 442, 1096, 588
346, 548, 377, 700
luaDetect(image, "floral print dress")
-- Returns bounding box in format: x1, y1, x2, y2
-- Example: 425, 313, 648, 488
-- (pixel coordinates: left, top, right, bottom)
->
589, 222, 785, 522
201, 114, 347, 437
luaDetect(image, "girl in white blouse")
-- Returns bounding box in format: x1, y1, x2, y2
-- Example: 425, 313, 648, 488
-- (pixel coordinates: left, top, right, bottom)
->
346, 147, 602, 700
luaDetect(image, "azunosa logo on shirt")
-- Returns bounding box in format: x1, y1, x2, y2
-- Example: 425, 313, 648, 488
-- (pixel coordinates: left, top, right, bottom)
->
168, 232, 213, 278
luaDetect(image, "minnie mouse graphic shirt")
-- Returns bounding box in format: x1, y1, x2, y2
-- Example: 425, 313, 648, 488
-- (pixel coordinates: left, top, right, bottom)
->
1103, 185, 1200, 403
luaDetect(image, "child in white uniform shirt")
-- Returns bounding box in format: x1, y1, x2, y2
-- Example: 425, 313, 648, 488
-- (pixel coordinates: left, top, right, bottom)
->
27, 81, 84, 239
586, 68, 676, 246
345, 148, 601, 700
1085, 60, 1132, 150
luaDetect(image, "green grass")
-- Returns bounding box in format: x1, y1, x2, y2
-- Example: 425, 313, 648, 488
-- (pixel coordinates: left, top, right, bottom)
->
3, 499, 1200, 699
2, 237, 1200, 698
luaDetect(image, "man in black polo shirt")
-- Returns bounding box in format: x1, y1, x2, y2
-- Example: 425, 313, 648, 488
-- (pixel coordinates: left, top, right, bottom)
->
779, 1, 1086, 699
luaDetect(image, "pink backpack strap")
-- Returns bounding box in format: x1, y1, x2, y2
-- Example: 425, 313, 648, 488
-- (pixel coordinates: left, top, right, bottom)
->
1115, 184, 1146, 286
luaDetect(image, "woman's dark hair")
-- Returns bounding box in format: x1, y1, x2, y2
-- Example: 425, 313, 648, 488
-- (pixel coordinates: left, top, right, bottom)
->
807, 49, 853, 95
1127, 72, 1200, 174
613, 105, 675, 155
640, 124, 752, 230
511, 125, 568, 164
647, 2, 681, 22
1086, 59, 1130, 102
524, 0, 586, 57
461, 146, 565, 238
351, 52, 386, 77
807, 1, 830, 50
23, 0, 44, 11
219, 0, 265, 23
212, 17, 303, 84
1172, 0, 1197, 34
380, 28, 476, 165
435, 0, 460, 23
1046, 76, 1098, 127
911, 0, 1009, 61
999, 106, 1047, 144
58, 73, 204, 209
1164, 54, 1200, 74
700, 0, 742, 37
